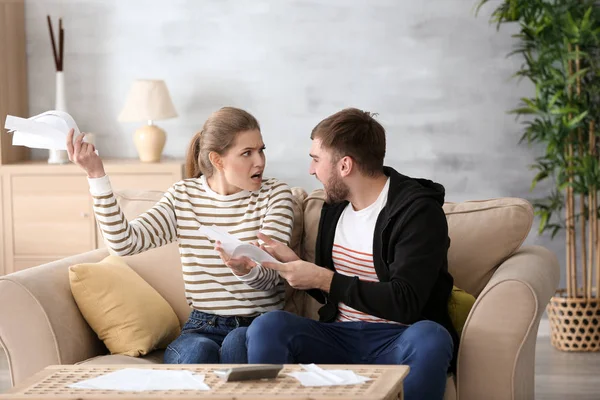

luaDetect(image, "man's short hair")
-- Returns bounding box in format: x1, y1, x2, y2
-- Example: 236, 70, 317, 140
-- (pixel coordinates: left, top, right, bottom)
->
310, 108, 386, 176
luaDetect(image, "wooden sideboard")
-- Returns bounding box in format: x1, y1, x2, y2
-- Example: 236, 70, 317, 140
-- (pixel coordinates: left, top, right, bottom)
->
0, 159, 184, 275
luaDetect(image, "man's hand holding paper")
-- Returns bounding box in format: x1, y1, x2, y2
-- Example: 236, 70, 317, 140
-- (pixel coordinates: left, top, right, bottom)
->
200, 224, 300, 278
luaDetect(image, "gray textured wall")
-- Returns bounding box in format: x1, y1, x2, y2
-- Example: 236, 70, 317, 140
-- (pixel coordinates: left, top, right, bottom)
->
24, 0, 566, 286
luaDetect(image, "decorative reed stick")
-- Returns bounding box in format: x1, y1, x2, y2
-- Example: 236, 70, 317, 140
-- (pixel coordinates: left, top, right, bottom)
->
59, 18, 64, 71
46, 15, 64, 72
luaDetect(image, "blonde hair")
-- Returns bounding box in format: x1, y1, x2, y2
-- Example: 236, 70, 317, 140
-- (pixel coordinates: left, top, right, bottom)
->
185, 107, 260, 178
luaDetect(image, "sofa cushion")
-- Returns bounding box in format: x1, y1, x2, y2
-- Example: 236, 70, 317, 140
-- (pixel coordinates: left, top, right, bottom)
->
449, 286, 475, 336
443, 198, 533, 296
69, 256, 181, 357
302, 190, 533, 298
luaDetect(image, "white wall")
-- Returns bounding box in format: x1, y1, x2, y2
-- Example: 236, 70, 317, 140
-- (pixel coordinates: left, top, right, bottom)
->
24, 0, 565, 283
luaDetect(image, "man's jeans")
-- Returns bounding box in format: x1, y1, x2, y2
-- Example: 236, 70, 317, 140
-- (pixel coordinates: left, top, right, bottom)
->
247, 310, 453, 400
163, 310, 253, 364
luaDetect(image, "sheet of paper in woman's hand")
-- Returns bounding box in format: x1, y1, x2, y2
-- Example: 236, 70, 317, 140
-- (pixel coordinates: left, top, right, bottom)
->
199, 224, 279, 264
4, 110, 90, 151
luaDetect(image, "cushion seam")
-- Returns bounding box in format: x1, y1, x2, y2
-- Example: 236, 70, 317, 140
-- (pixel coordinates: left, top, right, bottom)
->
444, 203, 532, 216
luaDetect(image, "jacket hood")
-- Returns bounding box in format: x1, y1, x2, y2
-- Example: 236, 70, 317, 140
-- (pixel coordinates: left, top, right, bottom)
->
383, 166, 445, 218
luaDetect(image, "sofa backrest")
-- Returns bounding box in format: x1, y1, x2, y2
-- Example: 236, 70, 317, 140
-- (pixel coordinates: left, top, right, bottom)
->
301, 190, 534, 297
110, 186, 534, 325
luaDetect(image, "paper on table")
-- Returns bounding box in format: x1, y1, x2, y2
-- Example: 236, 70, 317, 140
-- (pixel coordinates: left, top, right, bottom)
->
68, 368, 210, 391
4, 110, 94, 152
199, 224, 279, 264
287, 364, 372, 387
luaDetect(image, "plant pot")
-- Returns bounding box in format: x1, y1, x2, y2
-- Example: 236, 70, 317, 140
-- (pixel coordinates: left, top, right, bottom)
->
547, 289, 600, 351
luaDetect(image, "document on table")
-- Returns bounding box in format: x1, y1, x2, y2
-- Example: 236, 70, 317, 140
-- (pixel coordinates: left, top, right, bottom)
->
68, 368, 210, 391
199, 224, 279, 264
287, 364, 372, 387
4, 110, 93, 151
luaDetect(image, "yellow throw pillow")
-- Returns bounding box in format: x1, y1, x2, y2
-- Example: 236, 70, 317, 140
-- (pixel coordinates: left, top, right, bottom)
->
448, 285, 476, 336
69, 256, 180, 356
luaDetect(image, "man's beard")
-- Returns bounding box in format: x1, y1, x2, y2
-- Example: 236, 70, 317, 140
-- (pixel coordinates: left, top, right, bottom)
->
324, 171, 349, 203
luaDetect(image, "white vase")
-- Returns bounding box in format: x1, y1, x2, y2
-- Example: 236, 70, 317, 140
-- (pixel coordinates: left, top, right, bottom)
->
48, 71, 70, 164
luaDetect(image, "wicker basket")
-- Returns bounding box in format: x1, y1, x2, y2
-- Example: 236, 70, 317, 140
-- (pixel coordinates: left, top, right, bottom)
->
547, 290, 600, 351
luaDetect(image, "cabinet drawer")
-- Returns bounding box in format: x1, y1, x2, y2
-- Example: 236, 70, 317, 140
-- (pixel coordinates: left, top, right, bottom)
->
110, 174, 178, 192
11, 175, 95, 256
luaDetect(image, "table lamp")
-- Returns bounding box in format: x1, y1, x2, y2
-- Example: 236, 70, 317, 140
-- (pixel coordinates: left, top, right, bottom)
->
118, 79, 177, 162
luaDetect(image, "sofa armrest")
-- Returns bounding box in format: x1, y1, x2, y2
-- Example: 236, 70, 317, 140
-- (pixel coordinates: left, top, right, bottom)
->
0, 249, 110, 386
456, 245, 559, 400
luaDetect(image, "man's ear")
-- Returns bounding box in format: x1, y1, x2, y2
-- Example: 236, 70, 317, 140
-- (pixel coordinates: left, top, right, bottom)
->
209, 151, 223, 171
339, 156, 354, 178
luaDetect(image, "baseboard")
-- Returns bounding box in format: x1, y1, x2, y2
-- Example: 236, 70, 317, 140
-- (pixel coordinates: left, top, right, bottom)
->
538, 317, 550, 337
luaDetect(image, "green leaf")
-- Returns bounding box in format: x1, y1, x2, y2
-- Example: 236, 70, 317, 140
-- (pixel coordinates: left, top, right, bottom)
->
566, 12, 580, 37
474, 0, 490, 17
551, 224, 562, 239
565, 110, 589, 129
509, 107, 537, 115
531, 170, 550, 190
550, 106, 578, 115
566, 68, 589, 86
548, 91, 562, 109
538, 212, 549, 234
581, 7, 593, 32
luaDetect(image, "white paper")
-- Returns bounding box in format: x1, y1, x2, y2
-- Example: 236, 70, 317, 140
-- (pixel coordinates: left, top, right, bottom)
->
68, 368, 210, 391
4, 110, 94, 151
287, 364, 372, 387
199, 224, 279, 264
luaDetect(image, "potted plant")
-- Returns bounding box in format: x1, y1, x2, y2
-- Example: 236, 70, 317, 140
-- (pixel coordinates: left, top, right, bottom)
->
476, 0, 600, 351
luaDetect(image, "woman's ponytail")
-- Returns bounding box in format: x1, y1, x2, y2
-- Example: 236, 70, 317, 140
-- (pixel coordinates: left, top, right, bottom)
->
185, 130, 203, 178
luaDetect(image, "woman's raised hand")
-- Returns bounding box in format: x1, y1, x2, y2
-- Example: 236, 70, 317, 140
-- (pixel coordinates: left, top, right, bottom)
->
66, 128, 105, 178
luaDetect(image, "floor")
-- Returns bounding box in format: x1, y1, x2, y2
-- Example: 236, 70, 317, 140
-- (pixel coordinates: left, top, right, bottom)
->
534, 336, 600, 400
1, 336, 599, 398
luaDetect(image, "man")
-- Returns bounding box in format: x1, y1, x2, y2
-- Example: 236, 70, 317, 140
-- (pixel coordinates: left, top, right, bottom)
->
248, 108, 458, 400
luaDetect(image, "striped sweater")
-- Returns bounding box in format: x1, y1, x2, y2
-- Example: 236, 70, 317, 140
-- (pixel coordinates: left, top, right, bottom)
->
88, 174, 295, 317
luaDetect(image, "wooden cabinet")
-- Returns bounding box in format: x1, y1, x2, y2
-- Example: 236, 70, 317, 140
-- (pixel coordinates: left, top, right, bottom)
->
0, 159, 184, 275
11, 175, 94, 257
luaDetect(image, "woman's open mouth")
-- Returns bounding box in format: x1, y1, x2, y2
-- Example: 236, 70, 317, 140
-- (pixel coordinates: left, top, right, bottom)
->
251, 172, 263, 183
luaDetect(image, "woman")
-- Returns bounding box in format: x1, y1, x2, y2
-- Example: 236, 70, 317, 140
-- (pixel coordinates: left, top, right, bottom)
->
66, 107, 295, 364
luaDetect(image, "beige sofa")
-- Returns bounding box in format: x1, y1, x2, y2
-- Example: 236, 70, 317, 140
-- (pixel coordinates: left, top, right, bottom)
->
0, 187, 560, 400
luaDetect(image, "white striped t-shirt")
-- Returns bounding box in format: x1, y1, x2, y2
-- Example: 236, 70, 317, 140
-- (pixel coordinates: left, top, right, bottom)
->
333, 178, 397, 323
88, 174, 295, 317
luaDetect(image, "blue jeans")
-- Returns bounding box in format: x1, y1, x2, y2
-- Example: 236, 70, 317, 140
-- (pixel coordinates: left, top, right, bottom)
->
246, 310, 453, 400
163, 310, 254, 364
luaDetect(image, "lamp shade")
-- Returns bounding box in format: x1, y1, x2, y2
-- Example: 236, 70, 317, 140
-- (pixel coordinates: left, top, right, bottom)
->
118, 79, 178, 122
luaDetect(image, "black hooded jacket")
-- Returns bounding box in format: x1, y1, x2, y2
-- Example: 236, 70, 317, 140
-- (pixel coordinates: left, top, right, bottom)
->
307, 166, 459, 368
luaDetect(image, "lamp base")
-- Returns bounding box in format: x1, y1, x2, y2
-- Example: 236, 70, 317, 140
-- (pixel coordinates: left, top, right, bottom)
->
133, 124, 166, 163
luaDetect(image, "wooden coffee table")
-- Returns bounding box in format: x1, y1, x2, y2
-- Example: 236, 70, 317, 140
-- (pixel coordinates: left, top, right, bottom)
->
0, 364, 409, 399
